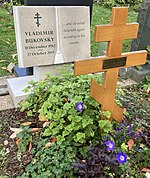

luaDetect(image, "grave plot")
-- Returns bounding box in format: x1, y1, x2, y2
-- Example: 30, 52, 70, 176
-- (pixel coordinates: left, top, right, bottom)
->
0, 6, 149, 178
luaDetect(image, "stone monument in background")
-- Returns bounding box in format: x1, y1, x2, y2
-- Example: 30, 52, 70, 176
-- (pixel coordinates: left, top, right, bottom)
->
120, 0, 150, 82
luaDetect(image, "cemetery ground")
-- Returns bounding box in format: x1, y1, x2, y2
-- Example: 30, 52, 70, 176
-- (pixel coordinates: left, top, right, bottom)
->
0, 3, 150, 178
0, 72, 149, 177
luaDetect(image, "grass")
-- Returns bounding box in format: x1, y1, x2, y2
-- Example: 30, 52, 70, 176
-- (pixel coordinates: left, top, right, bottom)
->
0, 7, 17, 77
91, 4, 138, 56
0, 4, 137, 76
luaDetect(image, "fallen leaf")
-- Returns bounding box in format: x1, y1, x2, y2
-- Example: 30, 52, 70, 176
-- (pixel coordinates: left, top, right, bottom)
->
21, 122, 32, 126
127, 139, 134, 150
43, 121, 50, 128
0, 60, 6, 63
10, 132, 17, 139
141, 168, 150, 173
10, 127, 22, 133
10, 128, 22, 139
12, 53, 18, 60
1, 67, 7, 70
39, 115, 48, 121
50, 138, 57, 143
45, 142, 52, 148
30, 128, 42, 132
28, 141, 32, 153
16, 138, 21, 145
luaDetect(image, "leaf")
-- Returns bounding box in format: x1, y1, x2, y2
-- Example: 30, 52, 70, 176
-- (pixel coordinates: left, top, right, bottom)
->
16, 138, 21, 145
98, 120, 112, 133
12, 53, 18, 60
74, 132, 85, 143
43, 121, 50, 128
28, 141, 32, 153
0, 60, 6, 63
121, 143, 128, 151
39, 115, 48, 121
50, 138, 57, 143
21, 122, 32, 126
10, 132, 17, 139
128, 139, 134, 150
30, 128, 42, 132
10, 127, 22, 133
141, 168, 150, 173
102, 111, 111, 119
1, 67, 7, 70
44, 142, 52, 148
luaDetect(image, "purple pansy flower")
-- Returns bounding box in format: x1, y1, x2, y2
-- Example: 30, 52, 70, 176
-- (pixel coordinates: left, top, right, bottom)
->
76, 102, 84, 112
116, 152, 127, 164
105, 140, 115, 151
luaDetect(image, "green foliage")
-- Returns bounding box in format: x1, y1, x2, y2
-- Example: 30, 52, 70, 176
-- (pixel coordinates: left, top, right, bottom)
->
101, 119, 150, 177
18, 141, 76, 178
16, 126, 32, 153
138, 76, 150, 94
21, 71, 104, 145
2, 0, 24, 10
0, 7, 16, 77
0, 145, 6, 167
98, 119, 113, 133
94, 0, 142, 10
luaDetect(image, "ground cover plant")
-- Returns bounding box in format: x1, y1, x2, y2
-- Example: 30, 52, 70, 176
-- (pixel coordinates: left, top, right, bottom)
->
0, 70, 147, 178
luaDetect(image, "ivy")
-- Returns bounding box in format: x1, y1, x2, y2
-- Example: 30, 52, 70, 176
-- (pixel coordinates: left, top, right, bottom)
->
21, 71, 104, 145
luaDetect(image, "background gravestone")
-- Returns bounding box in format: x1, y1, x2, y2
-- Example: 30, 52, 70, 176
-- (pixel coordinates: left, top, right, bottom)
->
25, 0, 93, 20
120, 0, 150, 82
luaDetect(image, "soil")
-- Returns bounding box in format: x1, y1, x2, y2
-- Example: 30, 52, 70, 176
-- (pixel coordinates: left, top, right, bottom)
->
0, 109, 39, 178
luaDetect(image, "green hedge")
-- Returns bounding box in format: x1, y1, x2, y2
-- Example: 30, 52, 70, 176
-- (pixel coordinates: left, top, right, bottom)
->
94, 0, 143, 10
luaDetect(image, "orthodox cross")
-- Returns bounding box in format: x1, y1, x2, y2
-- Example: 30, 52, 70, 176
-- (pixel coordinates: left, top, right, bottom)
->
74, 7, 147, 122
34, 12, 42, 27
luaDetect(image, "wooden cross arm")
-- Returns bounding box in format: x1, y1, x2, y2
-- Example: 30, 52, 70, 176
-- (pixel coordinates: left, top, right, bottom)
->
94, 23, 139, 42
74, 50, 147, 76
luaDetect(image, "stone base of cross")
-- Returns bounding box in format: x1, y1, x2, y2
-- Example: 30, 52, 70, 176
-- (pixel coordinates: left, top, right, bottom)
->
74, 7, 147, 122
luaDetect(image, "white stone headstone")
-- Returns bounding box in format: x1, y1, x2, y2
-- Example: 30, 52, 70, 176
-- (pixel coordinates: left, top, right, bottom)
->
13, 6, 90, 67
8, 6, 91, 107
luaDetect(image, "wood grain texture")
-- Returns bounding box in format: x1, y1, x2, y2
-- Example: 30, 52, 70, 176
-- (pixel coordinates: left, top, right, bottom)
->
74, 50, 147, 76
90, 79, 104, 104
95, 24, 139, 42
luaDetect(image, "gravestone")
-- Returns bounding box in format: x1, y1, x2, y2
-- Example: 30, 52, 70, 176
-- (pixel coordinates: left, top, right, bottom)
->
25, 0, 93, 21
14, 0, 93, 77
74, 7, 147, 122
7, 6, 90, 107
120, 0, 150, 82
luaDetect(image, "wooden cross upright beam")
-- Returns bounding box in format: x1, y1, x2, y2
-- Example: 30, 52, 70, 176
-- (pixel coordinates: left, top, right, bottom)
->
74, 7, 147, 122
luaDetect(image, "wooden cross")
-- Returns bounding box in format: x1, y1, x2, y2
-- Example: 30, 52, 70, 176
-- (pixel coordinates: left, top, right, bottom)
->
74, 7, 147, 122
